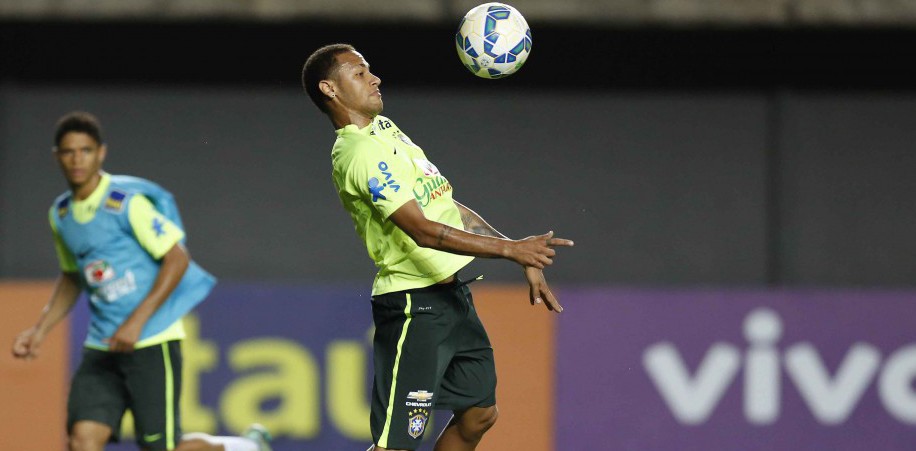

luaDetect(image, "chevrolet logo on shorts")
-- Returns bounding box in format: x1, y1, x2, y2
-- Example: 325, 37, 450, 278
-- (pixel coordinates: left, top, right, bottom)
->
407, 390, 434, 402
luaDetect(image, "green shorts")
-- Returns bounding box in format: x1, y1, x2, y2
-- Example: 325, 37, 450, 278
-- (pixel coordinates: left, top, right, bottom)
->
67, 340, 183, 450
370, 277, 497, 450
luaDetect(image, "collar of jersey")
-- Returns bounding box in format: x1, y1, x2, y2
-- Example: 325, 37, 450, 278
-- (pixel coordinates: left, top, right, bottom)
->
70, 172, 111, 224
336, 120, 374, 136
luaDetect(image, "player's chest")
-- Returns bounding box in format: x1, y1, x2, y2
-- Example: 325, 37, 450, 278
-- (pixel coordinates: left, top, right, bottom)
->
373, 135, 442, 177
59, 214, 131, 260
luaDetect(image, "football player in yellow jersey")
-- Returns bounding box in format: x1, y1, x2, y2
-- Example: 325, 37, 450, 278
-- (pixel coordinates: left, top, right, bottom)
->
303, 44, 573, 451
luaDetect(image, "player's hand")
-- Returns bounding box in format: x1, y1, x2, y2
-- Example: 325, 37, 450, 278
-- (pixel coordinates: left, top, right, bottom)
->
12, 326, 44, 360
510, 231, 574, 269
106, 320, 143, 353
524, 266, 563, 313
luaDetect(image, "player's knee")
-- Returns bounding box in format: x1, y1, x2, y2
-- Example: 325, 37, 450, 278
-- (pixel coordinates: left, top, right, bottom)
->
480, 404, 499, 432
68, 422, 111, 451
461, 404, 498, 439
68, 433, 106, 451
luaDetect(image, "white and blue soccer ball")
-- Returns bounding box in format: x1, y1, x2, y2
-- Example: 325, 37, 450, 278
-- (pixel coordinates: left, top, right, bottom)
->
455, 2, 532, 79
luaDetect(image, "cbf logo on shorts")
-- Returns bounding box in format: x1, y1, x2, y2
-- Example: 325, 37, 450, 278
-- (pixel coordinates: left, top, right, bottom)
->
407, 408, 430, 439
84, 260, 115, 286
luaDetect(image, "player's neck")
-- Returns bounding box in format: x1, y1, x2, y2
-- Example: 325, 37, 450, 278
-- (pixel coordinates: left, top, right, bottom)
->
331, 110, 373, 130
71, 171, 103, 201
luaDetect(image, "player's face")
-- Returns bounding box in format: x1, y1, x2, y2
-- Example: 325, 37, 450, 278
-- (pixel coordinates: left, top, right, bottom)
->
332, 51, 383, 118
54, 131, 106, 187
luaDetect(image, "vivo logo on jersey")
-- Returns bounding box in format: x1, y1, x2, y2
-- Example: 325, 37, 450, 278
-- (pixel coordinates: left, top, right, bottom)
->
643, 307, 916, 426
369, 161, 401, 203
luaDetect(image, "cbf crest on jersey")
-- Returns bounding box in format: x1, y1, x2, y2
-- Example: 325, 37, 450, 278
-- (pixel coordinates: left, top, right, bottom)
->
407, 408, 429, 439
84, 260, 114, 286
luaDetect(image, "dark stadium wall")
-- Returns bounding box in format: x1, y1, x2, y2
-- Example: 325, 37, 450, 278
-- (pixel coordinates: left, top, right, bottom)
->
3, 22, 916, 287
1, 87, 916, 286
2, 22, 915, 91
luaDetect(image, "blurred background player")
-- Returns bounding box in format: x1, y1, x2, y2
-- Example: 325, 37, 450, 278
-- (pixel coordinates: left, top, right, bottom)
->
302, 44, 573, 451
10, 111, 271, 451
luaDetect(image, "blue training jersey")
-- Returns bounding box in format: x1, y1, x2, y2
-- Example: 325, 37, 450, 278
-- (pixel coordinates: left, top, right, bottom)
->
51, 174, 215, 348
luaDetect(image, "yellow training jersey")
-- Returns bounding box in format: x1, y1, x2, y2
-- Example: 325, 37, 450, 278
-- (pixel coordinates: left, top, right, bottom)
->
331, 115, 474, 295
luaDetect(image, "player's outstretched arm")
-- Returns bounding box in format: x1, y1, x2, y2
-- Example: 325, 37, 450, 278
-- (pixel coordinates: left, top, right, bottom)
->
389, 199, 573, 269
106, 243, 190, 353
11, 271, 81, 360
454, 200, 508, 239
455, 201, 567, 312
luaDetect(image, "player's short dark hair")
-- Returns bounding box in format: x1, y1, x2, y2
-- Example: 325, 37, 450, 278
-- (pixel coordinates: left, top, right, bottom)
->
54, 111, 103, 147
302, 43, 356, 113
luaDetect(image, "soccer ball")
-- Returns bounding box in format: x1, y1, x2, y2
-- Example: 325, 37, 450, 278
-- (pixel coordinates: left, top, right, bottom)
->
455, 2, 532, 79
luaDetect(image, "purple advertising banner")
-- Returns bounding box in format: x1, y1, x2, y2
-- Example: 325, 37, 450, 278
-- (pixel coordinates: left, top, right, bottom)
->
556, 289, 916, 450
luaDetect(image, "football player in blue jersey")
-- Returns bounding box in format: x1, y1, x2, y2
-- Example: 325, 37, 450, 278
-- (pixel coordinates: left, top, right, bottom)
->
11, 112, 271, 451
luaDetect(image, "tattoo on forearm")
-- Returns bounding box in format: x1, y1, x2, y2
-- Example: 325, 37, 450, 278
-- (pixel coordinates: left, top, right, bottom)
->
460, 210, 476, 230
436, 226, 452, 246
461, 211, 503, 238
470, 225, 499, 237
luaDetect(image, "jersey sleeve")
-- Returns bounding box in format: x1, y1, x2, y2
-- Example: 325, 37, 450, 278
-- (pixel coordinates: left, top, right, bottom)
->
48, 207, 78, 272
347, 140, 416, 219
127, 194, 186, 259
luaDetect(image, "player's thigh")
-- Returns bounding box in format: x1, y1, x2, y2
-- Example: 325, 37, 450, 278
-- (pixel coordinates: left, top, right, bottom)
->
370, 288, 462, 449
437, 286, 497, 411
68, 347, 129, 442
371, 286, 466, 387
124, 340, 183, 450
